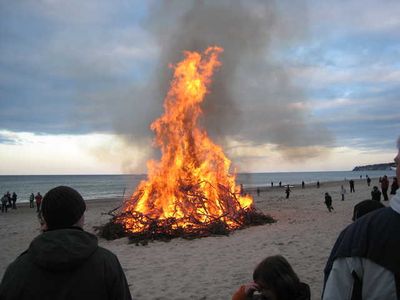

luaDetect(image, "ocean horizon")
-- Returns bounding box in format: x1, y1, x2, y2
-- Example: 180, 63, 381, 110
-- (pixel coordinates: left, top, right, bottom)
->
0, 170, 395, 203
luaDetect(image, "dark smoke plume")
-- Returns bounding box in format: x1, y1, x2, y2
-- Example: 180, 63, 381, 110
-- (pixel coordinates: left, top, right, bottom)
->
83, 0, 334, 172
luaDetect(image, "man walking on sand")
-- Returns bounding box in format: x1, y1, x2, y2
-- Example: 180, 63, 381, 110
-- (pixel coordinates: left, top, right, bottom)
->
0, 186, 132, 300
322, 136, 400, 300
324, 192, 334, 212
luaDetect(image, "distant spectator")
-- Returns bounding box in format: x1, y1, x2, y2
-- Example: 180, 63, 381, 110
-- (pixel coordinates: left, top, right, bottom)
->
390, 177, 398, 195
35, 192, 42, 212
317, 181, 320, 188
1, 194, 8, 213
232, 255, 310, 300
257, 187, 260, 197
324, 193, 334, 212
285, 185, 291, 199
279, 181, 282, 187
11, 192, 17, 209
29, 193, 34, 208
6, 191, 11, 208
302, 181, 305, 189
381, 175, 389, 201
371, 186, 382, 202
340, 185, 346, 201
367, 176, 371, 187
352, 199, 385, 221
349, 180, 355, 193
271, 181, 273, 187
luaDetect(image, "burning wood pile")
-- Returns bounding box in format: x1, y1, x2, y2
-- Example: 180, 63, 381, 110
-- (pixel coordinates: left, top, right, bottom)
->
98, 47, 274, 244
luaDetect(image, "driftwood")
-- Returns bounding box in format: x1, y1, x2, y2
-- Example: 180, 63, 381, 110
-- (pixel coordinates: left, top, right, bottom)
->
95, 208, 274, 245
95, 182, 275, 245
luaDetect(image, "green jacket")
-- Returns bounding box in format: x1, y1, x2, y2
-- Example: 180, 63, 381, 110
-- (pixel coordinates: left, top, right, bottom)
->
0, 227, 132, 300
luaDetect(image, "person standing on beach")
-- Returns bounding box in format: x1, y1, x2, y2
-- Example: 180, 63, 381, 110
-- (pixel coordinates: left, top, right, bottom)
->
366, 176, 371, 187
349, 179, 355, 193
29, 193, 34, 208
302, 181, 305, 189
0, 186, 132, 300
11, 192, 17, 209
390, 177, 398, 195
1, 194, 8, 213
340, 185, 346, 201
371, 186, 382, 201
6, 191, 11, 208
34, 192, 42, 212
322, 136, 400, 300
381, 175, 389, 200
232, 255, 310, 300
257, 187, 260, 196
285, 185, 291, 199
324, 193, 334, 212
317, 181, 320, 188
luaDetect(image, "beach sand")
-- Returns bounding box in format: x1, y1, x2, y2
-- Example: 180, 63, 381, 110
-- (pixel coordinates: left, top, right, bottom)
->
0, 178, 392, 299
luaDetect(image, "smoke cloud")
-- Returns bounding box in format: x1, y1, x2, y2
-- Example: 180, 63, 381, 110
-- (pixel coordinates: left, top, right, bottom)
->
82, 0, 334, 172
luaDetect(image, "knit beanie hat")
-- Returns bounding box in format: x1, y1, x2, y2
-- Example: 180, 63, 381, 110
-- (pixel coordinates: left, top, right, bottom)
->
41, 186, 86, 229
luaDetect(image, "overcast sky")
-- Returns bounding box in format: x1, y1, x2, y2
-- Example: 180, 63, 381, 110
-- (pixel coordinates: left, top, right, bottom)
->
1, 0, 399, 175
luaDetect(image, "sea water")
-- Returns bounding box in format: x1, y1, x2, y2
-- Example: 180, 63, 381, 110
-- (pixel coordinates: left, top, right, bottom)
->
0, 170, 395, 203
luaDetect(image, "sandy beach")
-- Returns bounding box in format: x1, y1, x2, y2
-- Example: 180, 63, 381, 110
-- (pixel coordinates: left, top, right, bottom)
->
0, 178, 393, 299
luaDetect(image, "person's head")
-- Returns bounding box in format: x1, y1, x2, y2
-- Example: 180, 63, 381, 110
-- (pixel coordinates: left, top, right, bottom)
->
373, 186, 378, 191
253, 255, 300, 300
40, 186, 86, 231
353, 199, 385, 221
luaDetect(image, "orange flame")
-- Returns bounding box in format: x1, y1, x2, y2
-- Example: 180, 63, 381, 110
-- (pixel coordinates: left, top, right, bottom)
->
119, 46, 253, 233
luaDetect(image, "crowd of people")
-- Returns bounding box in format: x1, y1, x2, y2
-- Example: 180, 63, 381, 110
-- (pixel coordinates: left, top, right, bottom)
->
1, 192, 43, 214
0, 136, 399, 299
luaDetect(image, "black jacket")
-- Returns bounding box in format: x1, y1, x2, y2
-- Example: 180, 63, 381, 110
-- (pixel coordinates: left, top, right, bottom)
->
0, 227, 132, 300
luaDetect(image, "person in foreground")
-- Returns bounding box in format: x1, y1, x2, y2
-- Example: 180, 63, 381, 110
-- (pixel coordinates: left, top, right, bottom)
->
322, 135, 400, 300
232, 255, 310, 300
0, 186, 132, 300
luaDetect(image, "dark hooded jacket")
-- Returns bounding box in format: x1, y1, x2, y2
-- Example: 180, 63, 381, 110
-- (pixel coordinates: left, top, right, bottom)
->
0, 227, 132, 300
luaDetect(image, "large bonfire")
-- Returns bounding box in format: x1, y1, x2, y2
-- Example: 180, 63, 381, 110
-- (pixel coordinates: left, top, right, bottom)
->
99, 47, 273, 243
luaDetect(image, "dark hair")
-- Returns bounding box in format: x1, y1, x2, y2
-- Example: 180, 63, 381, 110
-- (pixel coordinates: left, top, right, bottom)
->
253, 255, 300, 300
41, 186, 86, 229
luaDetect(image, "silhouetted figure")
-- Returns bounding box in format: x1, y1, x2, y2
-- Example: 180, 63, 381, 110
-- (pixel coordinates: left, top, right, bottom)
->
302, 181, 305, 189
367, 176, 371, 187
340, 185, 346, 201
271, 181, 273, 187
317, 181, 320, 188
29, 193, 34, 208
371, 186, 382, 202
390, 177, 398, 195
381, 175, 389, 201
35, 192, 42, 212
1, 194, 8, 213
352, 199, 385, 221
349, 179, 355, 193
6, 191, 11, 208
285, 185, 291, 199
257, 187, 260, 197
11, 192, 17, 209
324, 192, 334, 212
279, 181, 282, 187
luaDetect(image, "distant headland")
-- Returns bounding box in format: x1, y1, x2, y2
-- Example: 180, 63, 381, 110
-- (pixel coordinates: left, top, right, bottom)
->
352, 162, 396, 171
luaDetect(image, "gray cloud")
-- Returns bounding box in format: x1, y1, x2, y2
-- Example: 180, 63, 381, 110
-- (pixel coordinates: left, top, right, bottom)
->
93, 0, 334, 166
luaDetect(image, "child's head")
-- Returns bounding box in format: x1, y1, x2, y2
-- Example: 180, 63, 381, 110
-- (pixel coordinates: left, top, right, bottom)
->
253, 255, 300, 300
